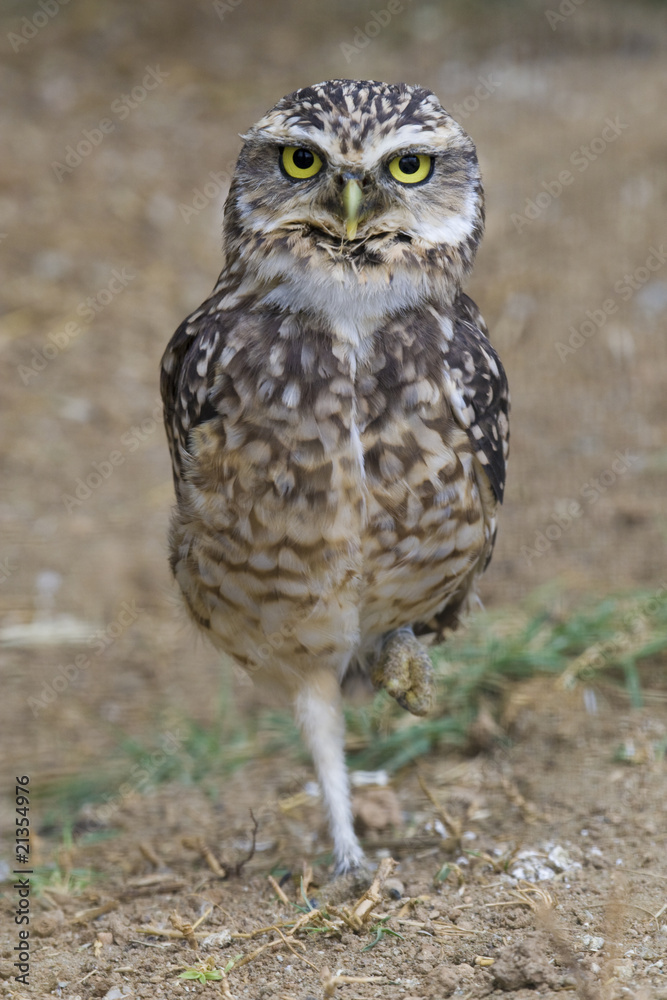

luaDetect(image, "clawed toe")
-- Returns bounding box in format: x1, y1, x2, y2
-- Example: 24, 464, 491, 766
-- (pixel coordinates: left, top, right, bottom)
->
319, 858, 374, 904
371, 627, 434, 716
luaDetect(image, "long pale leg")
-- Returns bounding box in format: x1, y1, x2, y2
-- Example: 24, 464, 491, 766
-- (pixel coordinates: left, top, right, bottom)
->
294, 671, 365, 876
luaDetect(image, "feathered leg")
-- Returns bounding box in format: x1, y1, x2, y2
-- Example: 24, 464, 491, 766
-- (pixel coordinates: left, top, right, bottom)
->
294, 670, 365, 876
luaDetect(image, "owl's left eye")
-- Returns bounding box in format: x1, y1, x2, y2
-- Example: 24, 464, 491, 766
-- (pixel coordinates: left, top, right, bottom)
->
280, 146, 324, 180
388, 153, 434, 185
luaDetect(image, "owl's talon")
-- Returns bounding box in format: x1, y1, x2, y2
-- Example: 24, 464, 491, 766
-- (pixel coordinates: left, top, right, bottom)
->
319, 858, 375, 904
371, 628, 434, 716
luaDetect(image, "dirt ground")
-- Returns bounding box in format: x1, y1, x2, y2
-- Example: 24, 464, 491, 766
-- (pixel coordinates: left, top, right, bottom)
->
2, 669, 667, 1000
1, 1, 667, 997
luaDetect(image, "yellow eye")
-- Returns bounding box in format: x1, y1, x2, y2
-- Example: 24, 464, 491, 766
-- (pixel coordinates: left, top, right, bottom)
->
280, 146, 323, 180
388, 153, 433, 184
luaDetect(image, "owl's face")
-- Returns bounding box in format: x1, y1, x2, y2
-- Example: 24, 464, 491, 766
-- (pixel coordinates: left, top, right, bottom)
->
222, 81, 484, 325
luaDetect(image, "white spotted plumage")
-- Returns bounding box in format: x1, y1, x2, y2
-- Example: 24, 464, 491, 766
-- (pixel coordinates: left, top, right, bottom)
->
161, 80, 509, 876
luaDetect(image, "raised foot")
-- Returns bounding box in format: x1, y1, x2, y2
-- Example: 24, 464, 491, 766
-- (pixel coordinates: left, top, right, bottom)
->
371, 628, 434, 716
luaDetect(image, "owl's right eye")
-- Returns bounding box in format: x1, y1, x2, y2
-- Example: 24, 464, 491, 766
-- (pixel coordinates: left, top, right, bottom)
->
280, 146, 323, 180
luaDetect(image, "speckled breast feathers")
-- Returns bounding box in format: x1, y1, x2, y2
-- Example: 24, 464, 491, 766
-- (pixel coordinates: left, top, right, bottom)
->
161, 78, 509, 689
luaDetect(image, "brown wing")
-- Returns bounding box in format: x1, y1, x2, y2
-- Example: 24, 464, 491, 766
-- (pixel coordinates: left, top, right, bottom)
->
444, 290, 510, 504
160, 297, 225, 498
414, 291, 510, 638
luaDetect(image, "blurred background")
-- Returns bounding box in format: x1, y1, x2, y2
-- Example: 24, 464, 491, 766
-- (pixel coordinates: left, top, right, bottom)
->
1, 0, 666, 810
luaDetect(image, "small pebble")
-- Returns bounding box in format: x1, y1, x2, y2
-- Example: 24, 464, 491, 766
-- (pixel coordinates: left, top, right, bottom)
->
384, 877, 404, 899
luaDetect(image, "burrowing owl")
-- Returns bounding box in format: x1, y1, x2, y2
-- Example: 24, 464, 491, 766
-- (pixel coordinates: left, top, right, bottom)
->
161, 80, 509, 875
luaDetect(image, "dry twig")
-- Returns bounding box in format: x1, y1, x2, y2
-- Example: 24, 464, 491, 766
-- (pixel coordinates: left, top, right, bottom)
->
70, 900, 119, 924
418, 773, 463, 846
181, 837, 227, 878
348, 856, 396, 927
321, 966, 390, 998
169, 910, 199, 950
499, 773, 541, 823
138, 841, 162, 868
274, 927, 318, 970
233, 810, 259, 876
477, 881, 556, 912
267, 874, 290, 905
233, 936, 286, 968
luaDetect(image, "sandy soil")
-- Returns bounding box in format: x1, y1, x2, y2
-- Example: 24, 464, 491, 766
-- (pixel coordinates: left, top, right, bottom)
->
1, 1, 666, 997
2, 668, 667, 999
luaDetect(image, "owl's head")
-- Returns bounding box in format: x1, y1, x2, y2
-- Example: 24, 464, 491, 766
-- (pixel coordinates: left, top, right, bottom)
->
223, 80, 484, 322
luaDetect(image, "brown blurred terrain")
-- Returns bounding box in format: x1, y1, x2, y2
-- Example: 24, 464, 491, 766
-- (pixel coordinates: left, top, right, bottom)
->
1, 2, 667, 997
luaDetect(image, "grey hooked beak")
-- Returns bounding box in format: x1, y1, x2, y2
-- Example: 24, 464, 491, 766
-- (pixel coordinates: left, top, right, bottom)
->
342, 178, 363, 241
